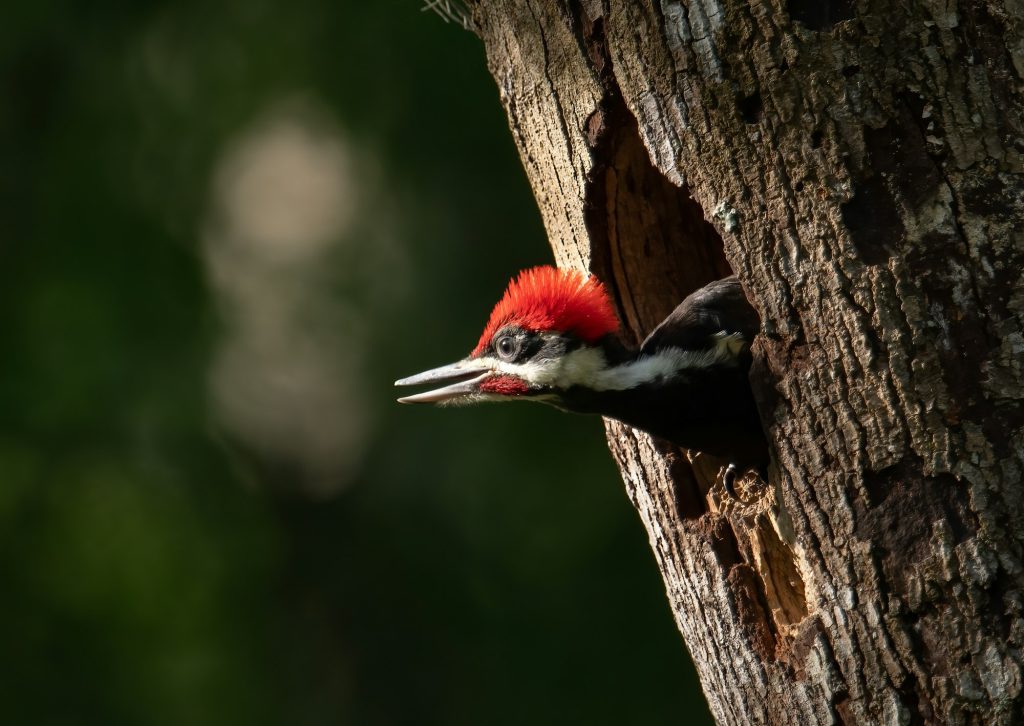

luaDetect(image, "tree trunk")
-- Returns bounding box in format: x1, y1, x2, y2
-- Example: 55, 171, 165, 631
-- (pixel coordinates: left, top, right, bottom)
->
461, 0, 1024, 723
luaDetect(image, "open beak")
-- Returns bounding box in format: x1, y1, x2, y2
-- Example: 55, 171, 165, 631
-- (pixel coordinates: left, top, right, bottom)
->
394, 360, 492, 404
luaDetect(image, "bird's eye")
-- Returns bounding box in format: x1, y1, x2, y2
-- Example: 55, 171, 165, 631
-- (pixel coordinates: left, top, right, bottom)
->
495, 335, 518, 360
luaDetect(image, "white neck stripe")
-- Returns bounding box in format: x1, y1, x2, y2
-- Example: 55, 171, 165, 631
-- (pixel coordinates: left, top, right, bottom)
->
483, 331, 745, 392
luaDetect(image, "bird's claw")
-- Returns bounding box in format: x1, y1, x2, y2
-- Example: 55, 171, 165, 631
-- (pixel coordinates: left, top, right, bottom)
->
723, 463, 739, 499
722, 463, 766, 503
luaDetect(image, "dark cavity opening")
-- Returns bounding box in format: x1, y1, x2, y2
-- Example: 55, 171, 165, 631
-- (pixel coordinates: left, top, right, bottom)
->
583, 92, 736, 517
738, 92, 762, 124
584, 93, 733, 345
788, 0, 855, 31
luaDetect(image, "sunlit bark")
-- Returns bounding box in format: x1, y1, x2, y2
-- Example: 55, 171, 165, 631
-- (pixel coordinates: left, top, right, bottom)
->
468, 0, 1024, 722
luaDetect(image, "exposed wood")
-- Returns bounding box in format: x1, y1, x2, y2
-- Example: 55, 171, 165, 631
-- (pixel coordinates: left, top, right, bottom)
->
467, 0, 1024, 723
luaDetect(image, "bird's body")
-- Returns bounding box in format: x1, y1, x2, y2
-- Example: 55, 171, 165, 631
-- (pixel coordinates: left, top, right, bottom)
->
396, 267, 767, 482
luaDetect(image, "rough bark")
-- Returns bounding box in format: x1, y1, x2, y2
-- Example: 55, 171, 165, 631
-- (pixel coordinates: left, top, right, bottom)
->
464, 0, 1024, 723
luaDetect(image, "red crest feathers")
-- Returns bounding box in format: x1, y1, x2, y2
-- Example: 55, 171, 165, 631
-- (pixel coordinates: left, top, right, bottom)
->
472, 266, 620, 355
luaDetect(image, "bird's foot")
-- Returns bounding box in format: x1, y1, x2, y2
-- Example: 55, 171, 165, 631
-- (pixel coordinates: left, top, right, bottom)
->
722, 463, 739, 499
721, 463, 768, 504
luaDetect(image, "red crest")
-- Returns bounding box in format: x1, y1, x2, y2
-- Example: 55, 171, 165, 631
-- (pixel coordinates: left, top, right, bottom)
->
472, 266, 619, 355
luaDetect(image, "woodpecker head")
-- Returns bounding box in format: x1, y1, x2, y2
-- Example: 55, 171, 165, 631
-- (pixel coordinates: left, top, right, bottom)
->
395, 266, 621, 407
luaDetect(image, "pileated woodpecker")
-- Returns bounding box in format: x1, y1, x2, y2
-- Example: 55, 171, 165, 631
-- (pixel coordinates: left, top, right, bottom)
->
395, 266, 767, 494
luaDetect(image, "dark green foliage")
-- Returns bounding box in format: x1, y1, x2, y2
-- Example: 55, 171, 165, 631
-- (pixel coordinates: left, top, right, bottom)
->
0, 1, 710, 723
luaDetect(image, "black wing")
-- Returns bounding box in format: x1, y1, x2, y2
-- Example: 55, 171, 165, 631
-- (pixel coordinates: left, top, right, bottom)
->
639, 276, 759, 355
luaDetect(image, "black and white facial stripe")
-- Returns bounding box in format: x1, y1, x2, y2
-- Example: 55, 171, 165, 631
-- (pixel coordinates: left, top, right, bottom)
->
483, 326, 584, 366
477, 325, 746, 395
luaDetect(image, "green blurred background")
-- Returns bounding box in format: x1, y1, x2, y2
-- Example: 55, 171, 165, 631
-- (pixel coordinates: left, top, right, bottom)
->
1, 2, 712, 723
